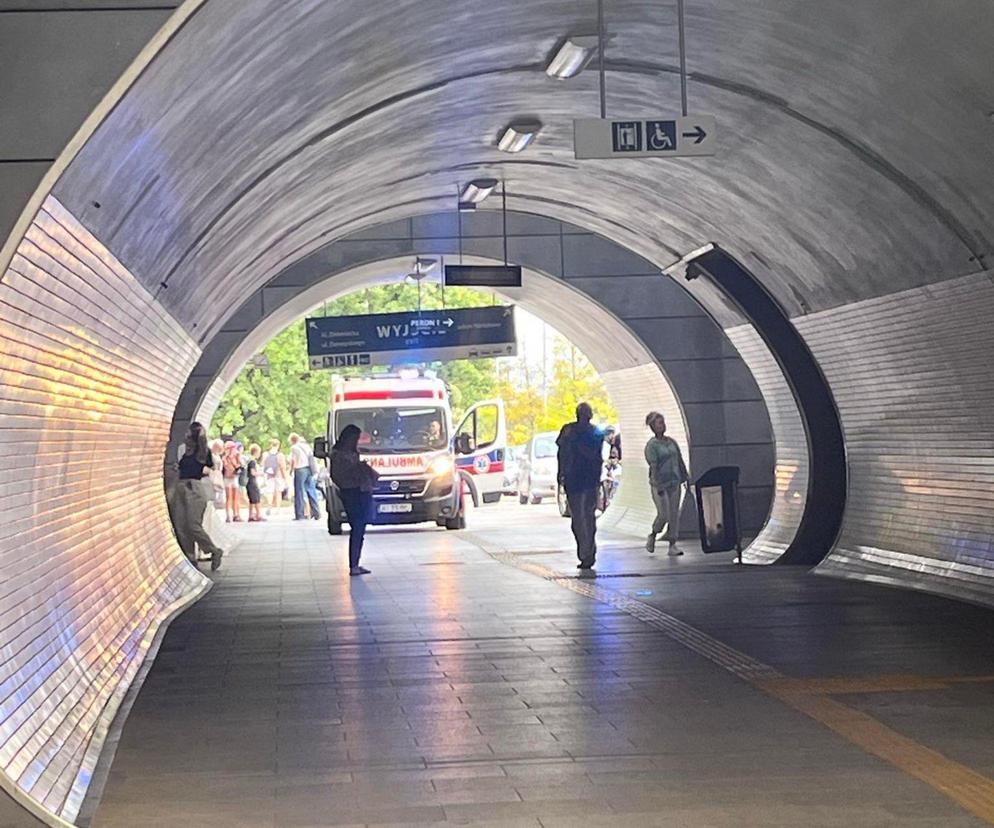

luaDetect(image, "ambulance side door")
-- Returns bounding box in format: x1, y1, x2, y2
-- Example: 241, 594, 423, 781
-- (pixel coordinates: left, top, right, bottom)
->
454, 399, 507, 505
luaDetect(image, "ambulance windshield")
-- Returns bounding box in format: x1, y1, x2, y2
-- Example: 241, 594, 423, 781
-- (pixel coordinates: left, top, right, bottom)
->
335, 407, 448, 453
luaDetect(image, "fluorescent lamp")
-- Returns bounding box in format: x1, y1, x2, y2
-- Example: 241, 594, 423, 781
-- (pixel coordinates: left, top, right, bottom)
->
497, 120, 542, 153
460, 178, 499, 205
405, 257, 437, 281
546, 35, 600, 79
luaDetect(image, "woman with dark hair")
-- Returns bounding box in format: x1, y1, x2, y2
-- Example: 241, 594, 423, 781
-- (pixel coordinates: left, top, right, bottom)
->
330, 424, 379, 576
175, 421, 224, 571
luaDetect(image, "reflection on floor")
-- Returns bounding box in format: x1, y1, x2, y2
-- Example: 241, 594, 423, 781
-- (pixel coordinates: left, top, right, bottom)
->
88, 502, 994, 827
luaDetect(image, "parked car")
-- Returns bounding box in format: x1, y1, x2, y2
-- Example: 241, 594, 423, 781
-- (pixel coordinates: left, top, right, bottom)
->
502, 445, 523, 495
517, 432, 559, 505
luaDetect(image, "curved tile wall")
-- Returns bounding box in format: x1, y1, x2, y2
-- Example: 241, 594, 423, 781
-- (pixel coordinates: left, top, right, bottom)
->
796, 270, 994, 604
0, 197, 209, 823
725, 325, 809, 563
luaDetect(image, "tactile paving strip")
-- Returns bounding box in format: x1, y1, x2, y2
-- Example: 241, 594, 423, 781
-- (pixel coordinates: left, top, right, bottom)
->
489, 548, 994, 823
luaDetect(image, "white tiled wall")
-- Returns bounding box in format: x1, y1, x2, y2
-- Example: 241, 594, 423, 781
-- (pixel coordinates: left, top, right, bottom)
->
797, 271, 994, 603
0, 197, 210, 823
725, 326, 809, 563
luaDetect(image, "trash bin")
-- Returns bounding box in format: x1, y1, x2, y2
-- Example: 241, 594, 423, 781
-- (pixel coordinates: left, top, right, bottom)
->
694, 466, 742, 557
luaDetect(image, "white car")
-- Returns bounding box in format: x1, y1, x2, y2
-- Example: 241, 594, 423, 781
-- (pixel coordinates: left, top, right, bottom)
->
517, 432, 559, 505
502, 445, 523, 495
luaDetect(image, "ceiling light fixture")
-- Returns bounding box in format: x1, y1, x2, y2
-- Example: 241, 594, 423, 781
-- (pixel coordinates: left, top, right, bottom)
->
405, 256, 437, 281
458, 178, 499, 211
497, 120, 542, 153
546, 35, 600, 79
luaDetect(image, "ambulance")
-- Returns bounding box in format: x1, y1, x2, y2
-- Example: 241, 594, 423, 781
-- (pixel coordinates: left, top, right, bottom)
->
316, 371, 506, 533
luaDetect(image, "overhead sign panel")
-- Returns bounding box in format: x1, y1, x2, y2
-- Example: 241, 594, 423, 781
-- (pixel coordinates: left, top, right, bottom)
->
574, 114, 716, 159
306, 305, 517, 369
444, 264, 522, 288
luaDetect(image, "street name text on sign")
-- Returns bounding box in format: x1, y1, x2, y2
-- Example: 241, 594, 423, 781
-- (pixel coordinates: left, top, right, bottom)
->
573, 115, 716, 159
306, 305, 517, 370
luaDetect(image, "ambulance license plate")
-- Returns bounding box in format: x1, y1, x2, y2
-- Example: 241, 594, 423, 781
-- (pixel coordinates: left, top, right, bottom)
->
379, 503, 413, 514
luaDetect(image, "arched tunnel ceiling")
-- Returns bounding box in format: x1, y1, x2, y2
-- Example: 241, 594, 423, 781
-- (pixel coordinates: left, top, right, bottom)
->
46, 0, 993, 344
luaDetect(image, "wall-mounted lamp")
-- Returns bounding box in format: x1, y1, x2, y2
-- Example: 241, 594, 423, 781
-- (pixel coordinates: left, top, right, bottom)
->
546, 35, 600, 79
497, 120, 542, 153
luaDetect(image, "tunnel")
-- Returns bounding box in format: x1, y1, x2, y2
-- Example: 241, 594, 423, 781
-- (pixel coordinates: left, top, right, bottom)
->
0, 1, 992, 825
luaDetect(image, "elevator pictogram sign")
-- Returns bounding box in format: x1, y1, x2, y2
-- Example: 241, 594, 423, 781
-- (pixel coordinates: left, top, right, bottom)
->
575, 115, 716, 159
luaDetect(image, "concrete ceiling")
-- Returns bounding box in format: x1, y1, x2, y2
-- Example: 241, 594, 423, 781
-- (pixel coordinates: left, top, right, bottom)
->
47, 0, 993, 342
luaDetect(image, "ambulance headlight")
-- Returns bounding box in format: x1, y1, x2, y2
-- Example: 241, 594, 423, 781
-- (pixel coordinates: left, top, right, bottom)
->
428, 456, 454, 477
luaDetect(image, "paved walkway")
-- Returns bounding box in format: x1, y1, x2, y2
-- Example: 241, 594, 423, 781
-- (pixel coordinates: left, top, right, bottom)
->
88, 504, 994, 827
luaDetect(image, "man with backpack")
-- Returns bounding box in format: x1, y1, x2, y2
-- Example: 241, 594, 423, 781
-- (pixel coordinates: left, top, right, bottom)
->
289, 433, 321, 521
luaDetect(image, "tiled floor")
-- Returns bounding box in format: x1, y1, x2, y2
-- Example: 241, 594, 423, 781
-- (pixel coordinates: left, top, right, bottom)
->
87, 502, 994, 827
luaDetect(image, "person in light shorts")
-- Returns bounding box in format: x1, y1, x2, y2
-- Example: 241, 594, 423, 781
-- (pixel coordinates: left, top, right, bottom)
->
221, 440, 243, 522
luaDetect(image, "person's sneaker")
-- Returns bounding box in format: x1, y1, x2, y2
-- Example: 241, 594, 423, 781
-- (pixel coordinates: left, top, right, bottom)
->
210, 549, 224, 571
667, 543, 684, 557
349, 566, 371, 576
577, 561, 595, 570
646, 534, 656, 554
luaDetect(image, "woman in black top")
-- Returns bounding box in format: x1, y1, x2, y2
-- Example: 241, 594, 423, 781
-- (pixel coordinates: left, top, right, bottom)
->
175, 422, 224, 571
246, 443, 265, 522
330, 424, 378, 576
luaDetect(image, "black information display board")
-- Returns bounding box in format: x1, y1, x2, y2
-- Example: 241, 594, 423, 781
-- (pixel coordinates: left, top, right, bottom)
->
444, 264, 522, 288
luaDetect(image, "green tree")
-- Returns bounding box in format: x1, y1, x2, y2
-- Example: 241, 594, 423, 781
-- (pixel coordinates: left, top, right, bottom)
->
494, 336, 617, 446
213, 320, 331, 447
536, 339, 617, 432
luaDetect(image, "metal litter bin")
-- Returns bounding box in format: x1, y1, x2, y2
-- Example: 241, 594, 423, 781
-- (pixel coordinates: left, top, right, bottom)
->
694, 466, 742, 560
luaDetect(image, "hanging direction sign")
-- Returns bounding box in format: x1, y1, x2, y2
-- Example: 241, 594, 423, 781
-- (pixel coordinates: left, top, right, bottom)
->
573, 114, 716, 159
306, 305, 517, 369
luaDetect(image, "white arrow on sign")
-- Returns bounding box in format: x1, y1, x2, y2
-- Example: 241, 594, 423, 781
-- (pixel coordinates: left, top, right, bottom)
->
444, 318, 454, 327
574, 114, 716, 159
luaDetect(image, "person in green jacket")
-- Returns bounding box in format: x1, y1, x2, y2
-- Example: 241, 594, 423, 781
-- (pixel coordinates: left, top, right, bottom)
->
644, 411, 690, 555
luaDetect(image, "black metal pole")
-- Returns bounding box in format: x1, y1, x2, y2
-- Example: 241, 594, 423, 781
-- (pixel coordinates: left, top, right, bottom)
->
677, 0, 689, 116
502, 181, 508, 266
597, 0, 607, 118
457, 184, 464, 264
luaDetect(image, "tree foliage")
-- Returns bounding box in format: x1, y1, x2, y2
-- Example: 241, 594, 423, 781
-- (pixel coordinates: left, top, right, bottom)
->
496, 340, 617, 446
213, 283, 616, 449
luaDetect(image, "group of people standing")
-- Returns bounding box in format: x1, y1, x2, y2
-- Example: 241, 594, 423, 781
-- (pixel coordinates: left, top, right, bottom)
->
204, 434, 323, 523
557, 403, 689, 570
174, 407, 688, 579
171, 425, 330, 572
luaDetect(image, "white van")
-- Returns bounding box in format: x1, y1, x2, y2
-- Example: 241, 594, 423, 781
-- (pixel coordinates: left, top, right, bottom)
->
317, 372, 505, 533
